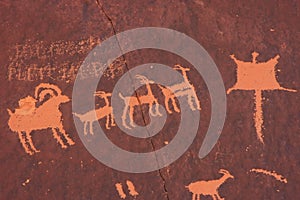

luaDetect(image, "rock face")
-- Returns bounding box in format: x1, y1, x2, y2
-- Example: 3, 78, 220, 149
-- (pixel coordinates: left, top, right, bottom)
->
0, 0, 299, 199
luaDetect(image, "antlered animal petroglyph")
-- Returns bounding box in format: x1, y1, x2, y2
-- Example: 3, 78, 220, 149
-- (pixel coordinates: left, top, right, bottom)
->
119, 75, 162, 129
227, 52, 296, 143
158, 64, 201, 113
7, 83, 75, 155
186, 169, 234, 200
73, 91, 115, 135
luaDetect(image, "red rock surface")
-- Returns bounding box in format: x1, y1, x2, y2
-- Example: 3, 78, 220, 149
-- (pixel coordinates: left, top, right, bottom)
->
0, 0, 299, 199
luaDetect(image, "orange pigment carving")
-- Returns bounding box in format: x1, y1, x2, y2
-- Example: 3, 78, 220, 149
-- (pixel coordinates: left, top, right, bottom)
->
227, 52, 296, 143
185, 169, 234, 200
158, 64, 201, 114
126, 180, 139, 197
7, 83, 75, 155
119, 75, 162, 129
250, 168, 287, 183
73, 91, 115, 135
115, 183, 126, 199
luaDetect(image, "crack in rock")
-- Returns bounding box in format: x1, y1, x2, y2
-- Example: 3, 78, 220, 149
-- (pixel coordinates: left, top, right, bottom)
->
95, 1, 170, 199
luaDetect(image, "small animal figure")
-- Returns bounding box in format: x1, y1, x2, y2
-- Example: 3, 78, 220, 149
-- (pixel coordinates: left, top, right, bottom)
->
185, 169, 234, 200
73, 91, 115, 135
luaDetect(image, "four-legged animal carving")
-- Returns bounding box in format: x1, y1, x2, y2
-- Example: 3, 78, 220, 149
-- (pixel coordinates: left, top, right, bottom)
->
6, 64, 200, 154
73, 91, 115, 135
119, 75, 162, 129
7, 83, 75, 155
158, 64, 201, 113
185, 169, 234, 200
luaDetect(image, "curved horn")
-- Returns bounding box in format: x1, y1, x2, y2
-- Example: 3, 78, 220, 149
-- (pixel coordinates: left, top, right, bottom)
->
173, 64, 189, 71
219, 169, 229, 174
94, 91, 106, 96
34, 83, 62, 101
135, 74, 148, 81
94, 91, 111, 97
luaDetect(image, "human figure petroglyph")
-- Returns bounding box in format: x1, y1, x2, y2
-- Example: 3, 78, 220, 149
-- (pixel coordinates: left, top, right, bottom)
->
158, 64, 201, 113
185, 169, 234, 200
227, 52, 296, 143
73, 91, 115, 135
119, 75, 162, 129
7, 83, 75, 155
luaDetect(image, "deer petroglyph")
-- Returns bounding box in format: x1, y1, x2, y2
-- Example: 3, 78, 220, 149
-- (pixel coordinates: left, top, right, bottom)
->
73, 91, 115, 135
158, 64, 201, 113
119, 75, 162, 129
185, 169, 234, 200
7, 83, 75, 155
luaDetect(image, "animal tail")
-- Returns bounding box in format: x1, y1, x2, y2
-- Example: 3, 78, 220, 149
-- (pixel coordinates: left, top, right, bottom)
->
72, 112, 82, 120
7, 109, 13, 116
118, 93, 126, 100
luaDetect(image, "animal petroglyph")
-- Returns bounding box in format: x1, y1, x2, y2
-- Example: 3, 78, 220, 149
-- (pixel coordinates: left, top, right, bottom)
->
250, 168, 287, 183
185, 169, 234, 200
119, 75, 162, 129
73, 91, 115, 135
227, 52, 296, 143
115, 180, 139, 199
7, 83, 75, 155
158, 64, 201, 113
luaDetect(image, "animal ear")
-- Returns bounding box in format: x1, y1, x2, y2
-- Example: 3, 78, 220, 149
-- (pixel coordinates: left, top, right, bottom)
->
219, 169, 228, 174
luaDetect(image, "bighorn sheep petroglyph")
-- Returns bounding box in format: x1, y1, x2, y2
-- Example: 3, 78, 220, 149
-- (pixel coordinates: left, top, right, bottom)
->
158, 64, 201, 113
7, 83, 75, 155
119, 75, 162, 129
185, 169, 234, 200
73, 91, 115, 135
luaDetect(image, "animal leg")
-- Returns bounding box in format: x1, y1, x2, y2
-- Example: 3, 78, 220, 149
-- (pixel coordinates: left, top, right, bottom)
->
171, 96, 180, 113
105, 115, 110, 130
17, 132, 34, 155
215, 193, 223, 200
83, 121, 88, 135
211, 194, 217, 200
121, 105, 131, 129
164, 97, 173, 114
89, 121, 95, 135
25, 131, 40, 153
129, 105, 136, 128
52, 128, 68, 148
57, 124, 75, 145
110, 113, 116, 127
154, 100, 162, 116
149, 102, 156, 116
57, 124, 75, 146
187, 94, 196, 111
192, 90, 201, 110
192, 193, 196, 200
